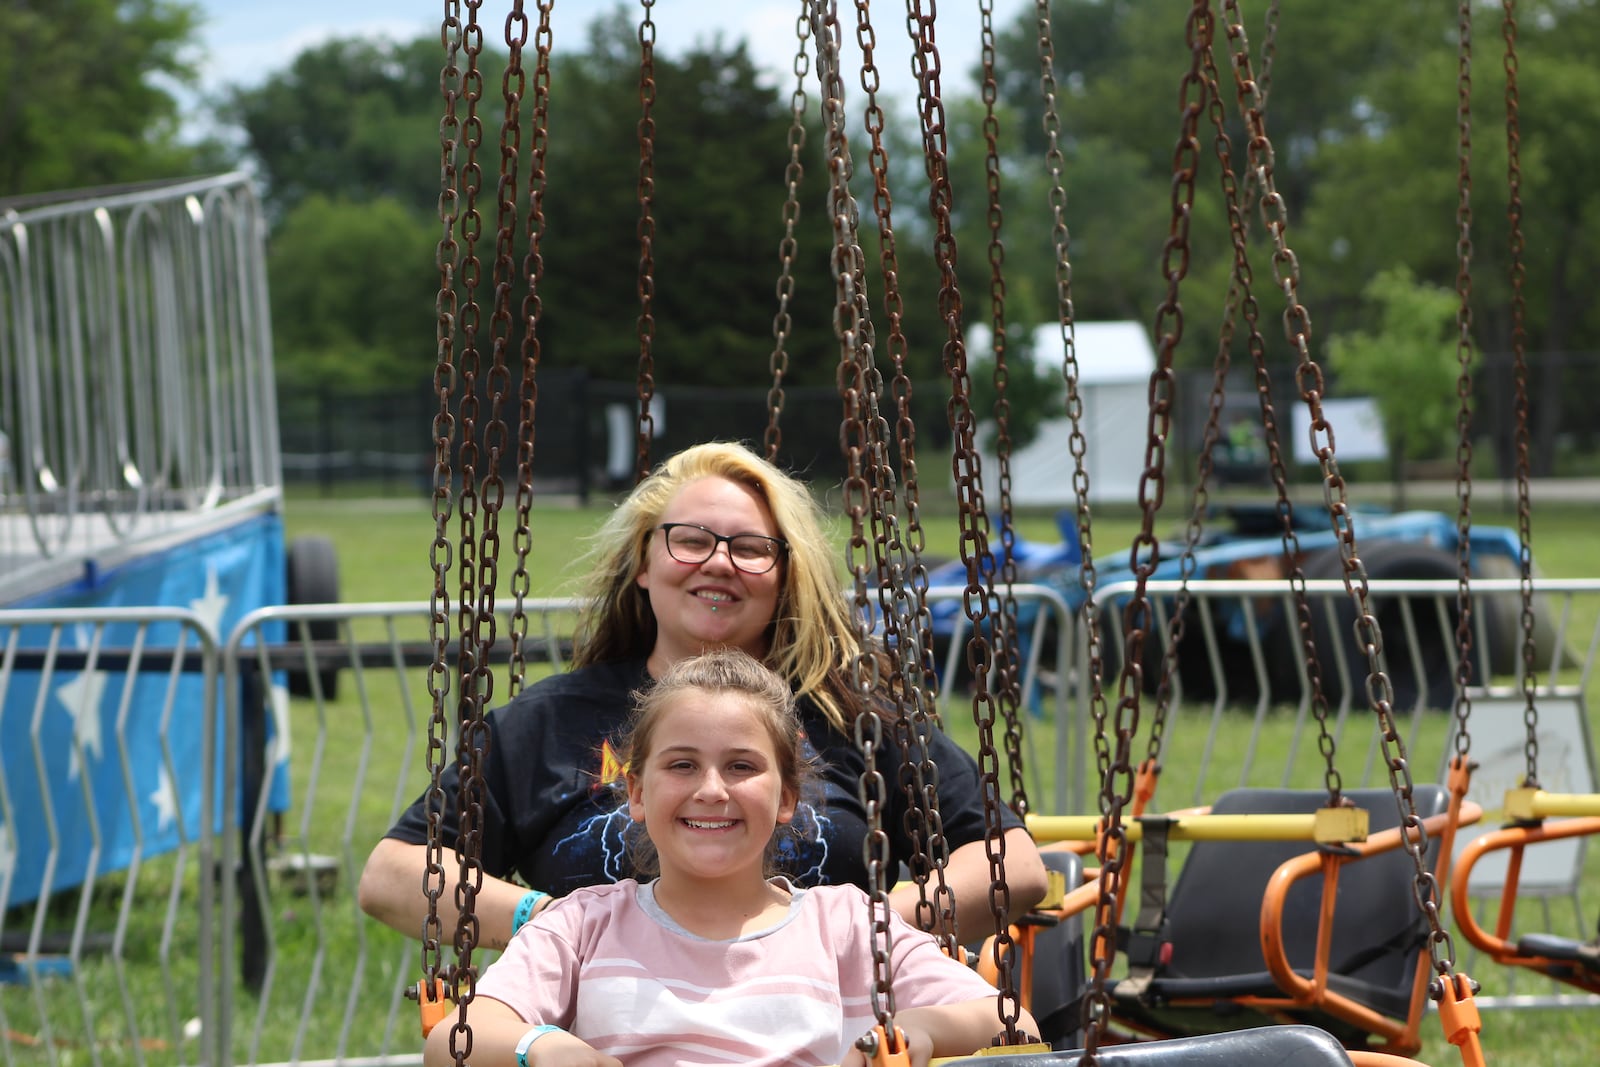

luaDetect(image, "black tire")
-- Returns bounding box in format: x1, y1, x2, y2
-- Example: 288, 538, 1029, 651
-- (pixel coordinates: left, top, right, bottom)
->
1301, 539, 1471, 710
285, 535, 341, 699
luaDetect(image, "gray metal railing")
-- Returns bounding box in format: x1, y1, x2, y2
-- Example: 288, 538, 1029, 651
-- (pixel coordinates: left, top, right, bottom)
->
0, 173, 281, 605
1, 580, 1597, 1064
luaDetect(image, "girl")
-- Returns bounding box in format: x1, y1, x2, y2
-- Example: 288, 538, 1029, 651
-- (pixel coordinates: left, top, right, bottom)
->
421, 649, 1037, 1067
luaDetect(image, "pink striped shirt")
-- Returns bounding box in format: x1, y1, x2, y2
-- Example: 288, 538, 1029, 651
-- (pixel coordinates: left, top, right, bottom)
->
475, 878, 1001, 1067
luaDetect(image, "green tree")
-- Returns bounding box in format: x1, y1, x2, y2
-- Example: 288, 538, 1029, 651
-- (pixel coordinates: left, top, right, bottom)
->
221, 36, 454, 221
0, 0, 217, 195
1326, 266, 1467, 502
266, 195, 438, 391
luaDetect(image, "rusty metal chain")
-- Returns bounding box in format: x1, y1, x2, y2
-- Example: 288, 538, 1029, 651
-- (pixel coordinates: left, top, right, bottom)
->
1082, 5, 1210, 1057
904, 0, 1020, 1040
423, 0, 464, 1021
812, 0, 898, 1034
1033, 0, 1111, 796
1451, 0, 1478, 759
857, 2, 942, 722
1220, 0, 1461, 986
509, 0, 555, 696
978, 0, 1030, 817
848, 0, 959, 952
632, 0, 658, 484
446, 5, 490, 1053
1188, 16, 1345, 804
763, 1, 812, 463
1503, 0, 1540, 788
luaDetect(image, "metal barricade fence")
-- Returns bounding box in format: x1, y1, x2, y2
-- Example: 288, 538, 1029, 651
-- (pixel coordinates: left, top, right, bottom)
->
3, 581, 1597, 1065
0, 606, 222, 1067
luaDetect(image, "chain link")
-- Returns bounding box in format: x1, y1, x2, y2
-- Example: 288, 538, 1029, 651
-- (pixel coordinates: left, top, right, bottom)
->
509, 1, 556, 697
1032, 1, 1111, 799
1451, 0, 1478, 760
763, 0, 812, 462
424, 0, 465, 1027
1082, 6, 1210, 1058
632, 0, 658, 484
847, 0, 959, 951
904, 0, 1020, 1039
978, 0, 1030, 817
446, 5, 490, 1056
1220, 0, 1461, 983
811, 0, 898, 1034
1502, 0, 1541, 788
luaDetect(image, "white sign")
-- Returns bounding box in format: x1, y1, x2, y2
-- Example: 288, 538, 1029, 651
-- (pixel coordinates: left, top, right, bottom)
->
1292, 397, 1388, 464
1447, 695, 1596, 895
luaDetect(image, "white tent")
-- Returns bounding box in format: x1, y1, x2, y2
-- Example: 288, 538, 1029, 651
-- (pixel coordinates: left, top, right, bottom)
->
971, 320, 1157, 506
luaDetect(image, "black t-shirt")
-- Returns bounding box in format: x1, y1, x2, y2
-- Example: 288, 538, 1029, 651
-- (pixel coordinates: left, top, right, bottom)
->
386, 658, 1021, 898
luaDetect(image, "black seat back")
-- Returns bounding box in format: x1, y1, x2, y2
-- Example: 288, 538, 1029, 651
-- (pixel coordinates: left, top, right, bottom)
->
1029, 849, 1087, 1049
1159, 785, 1448, 991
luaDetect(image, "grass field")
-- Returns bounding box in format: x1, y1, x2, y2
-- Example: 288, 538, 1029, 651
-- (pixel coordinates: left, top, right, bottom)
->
274, 486, 1600, 1066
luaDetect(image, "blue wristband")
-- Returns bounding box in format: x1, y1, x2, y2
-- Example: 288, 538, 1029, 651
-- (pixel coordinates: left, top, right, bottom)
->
514, 1024, 563, 1067
511, 889, 549, 934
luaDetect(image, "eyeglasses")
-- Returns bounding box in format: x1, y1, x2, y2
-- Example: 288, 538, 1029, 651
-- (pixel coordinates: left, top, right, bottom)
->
656, 523, 788, 574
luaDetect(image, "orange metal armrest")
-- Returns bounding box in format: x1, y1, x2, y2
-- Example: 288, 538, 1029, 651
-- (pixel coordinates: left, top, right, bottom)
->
1450, 815, 1600, 959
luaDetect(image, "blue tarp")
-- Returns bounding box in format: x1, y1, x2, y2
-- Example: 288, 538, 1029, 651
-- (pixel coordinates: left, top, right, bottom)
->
1, 512, 290, 907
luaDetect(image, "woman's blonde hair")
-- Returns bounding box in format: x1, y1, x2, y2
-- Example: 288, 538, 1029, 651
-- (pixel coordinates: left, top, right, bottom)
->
571, 442, 860, 730
618, 649, 817, 877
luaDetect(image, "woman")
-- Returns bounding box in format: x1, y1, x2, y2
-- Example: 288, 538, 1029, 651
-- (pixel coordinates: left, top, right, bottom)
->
359, 441, 1047, 948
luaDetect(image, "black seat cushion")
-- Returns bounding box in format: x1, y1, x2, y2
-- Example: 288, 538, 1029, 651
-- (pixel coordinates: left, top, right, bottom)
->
938, 1023, 1355, 1066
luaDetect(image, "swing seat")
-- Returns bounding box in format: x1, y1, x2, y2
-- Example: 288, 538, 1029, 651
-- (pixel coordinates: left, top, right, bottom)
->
1108, 785, 1453, 1052
936, 1022, 1357, 1065
1450, 814, 1600, 995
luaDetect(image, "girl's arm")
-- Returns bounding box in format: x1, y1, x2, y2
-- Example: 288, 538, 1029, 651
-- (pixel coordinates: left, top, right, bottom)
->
420, 997, 622, 1067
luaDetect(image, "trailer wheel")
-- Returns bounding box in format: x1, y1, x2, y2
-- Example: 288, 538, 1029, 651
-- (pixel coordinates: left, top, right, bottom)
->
1302, 540, 1470, 710
285, 535, 341, 699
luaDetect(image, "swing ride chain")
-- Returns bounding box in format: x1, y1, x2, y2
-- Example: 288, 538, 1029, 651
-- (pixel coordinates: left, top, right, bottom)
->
1195, 16, 1345, 803
762, 0, 812, 464
979, 0, 1031, 817
1084, 5, 1209, 1057
1503, 0, 1541, 788
1219, 0, 1463, 983
481, 0, 524, 705
1033, 1, 1112, 794
1451, 0, 1478, 758
848, 0, 960, 952
813, 1, 900, 1036
856, 1, 945, 722
509, 0, 557, 697
632, 0, 658, 484
423, 0, 465, 1017
450, 2, 492, 1046
905, 0, 1021, 1039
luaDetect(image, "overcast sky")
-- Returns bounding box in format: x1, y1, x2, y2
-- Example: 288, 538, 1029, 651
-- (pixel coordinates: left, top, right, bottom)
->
190, 0, 1032, 119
